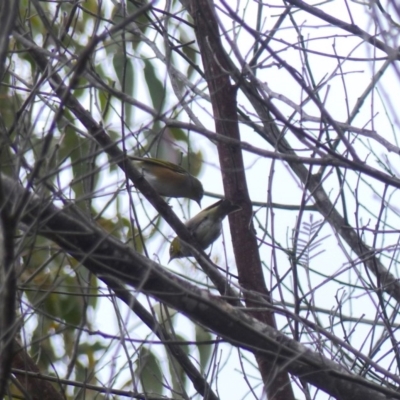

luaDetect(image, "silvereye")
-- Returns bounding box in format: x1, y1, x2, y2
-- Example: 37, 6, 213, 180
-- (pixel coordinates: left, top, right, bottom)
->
129, 156, 203, 206
169, 199, 242, 260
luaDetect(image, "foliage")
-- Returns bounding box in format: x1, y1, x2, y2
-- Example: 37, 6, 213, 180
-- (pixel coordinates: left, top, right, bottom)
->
1, 0, 400, 399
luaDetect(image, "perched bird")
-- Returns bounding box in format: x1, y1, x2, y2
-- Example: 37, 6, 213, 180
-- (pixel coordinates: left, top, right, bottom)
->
129, 156, 203, 206
169, 199, 242, 260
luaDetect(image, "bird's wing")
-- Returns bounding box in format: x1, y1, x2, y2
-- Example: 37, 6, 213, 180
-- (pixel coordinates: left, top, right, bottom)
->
129, 156, 187, 175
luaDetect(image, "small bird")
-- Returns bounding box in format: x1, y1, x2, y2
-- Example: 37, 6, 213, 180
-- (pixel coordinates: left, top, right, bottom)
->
129, 156, 203, 206
169, 199, 242, 260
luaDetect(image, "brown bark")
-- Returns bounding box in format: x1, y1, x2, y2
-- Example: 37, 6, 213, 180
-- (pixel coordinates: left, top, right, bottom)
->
12, 340, 64, 400
186, 1, 295, 398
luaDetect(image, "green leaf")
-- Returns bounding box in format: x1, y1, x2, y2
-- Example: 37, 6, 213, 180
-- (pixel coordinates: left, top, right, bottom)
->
179, 31, 198, 79
120, 216, 144, 254
181, 150, 203, 177
154, 303, 178, 333
195, 325, 213, 372
98, 88, 112, 120
144, 59, 165, 112
168, 334, 188, 396
136, 347, 163, 394
113, 52, 134, 94
169, 127, 188, 143
30, 322, 57, 369
62, 126, 100, 207
126, 2, 150, 48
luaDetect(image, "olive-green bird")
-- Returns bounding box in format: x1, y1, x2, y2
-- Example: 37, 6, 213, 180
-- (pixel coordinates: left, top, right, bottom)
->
129, 156, 203, 206
169, 199, 242, 260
